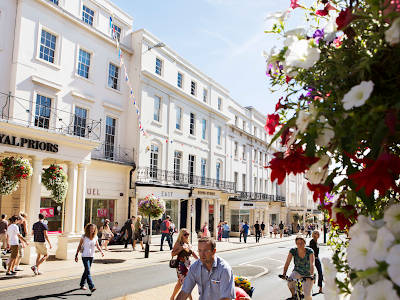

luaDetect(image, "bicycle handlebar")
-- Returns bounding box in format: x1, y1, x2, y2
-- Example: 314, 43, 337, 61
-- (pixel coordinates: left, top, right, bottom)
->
278, 274, 314, 281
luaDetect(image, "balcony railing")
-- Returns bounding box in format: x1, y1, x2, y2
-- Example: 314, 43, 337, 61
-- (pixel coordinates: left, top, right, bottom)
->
1, 91, 101, 140
91, 143, 134, 165
234, 191, 286, 202
136, 167, 236, 193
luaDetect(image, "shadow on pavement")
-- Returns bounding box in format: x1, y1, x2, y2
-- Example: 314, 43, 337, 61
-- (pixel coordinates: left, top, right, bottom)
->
17, 288, 92, 299
93, 259, 126, 264
0, 274, 33, 280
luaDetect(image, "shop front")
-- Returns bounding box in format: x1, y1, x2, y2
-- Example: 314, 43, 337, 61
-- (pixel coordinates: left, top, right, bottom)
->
135, 185, 190, 235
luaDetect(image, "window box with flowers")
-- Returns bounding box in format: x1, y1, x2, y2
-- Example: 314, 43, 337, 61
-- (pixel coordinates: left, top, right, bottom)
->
42, 164, 68, 204
0, 157, 32, 195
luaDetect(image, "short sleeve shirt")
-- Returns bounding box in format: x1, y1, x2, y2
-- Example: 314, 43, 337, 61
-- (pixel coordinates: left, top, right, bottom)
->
290, 247, 314, 276
182, 256, 235, 300
242, 224, 249, 234
33, 221, 48, 242
7, 224, 20, 246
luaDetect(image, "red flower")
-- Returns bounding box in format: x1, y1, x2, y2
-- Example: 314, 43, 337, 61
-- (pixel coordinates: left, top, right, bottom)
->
316, 9, 329, 16
307, 182, 331, 203
385, 109, 397, 135
349, 151, 400, 196
20, 166, 24, 170
22, 174, 27, 179
285, 76, 292, 83
52, 176, 56, 179
323, 203, 357, 230
280, 127, 291, 146
265, 114, 280, 135
59, 167, 63, 170
268, 152, 287, 184
336, 7, 354, 30
275, 97, 283, 112
290, 0, 301, 9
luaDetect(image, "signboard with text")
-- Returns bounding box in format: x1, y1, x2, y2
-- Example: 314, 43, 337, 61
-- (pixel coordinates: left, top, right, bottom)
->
40, 208, 55, 218
97, 208, 108, 218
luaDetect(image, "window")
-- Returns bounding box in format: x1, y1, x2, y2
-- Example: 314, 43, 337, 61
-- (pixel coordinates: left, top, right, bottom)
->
260, 151, 263, 165
190, 113, 195, 135
105, 116, 116, 159
265, 153, 268, 165
34, 94, 51, 129
242, 145, 246, 160
201, 158, 206, 185
48, 0, 59, 5
176, 107, 182, 130
188, 155, 195, 184
82, 5, 94, 26
150, 145, 159, 178
254, 126, 257, 137
254, 177, 257, 193
234, 116, 238, 127
77, 49, 91, 79
177, 72, 183, 88
242, 174, 246, 191
217, 97, 222, 110
265, 180, 268, 194
203, 89, 208, 103
112, 24, 121, 41
73, 106, 87, 137
155, 58, 162, 75
216, 162, 221, 186
202, 119, 207, 140
108, 63, 119, 90
217, 126, 221, 145
254, 150, 258, 163
191, 81, 196, 96
260, 178, 263, 193
153, 96, 161, 122
234, 172, 238, 186
243, 120, 246, 131
234, 142, 238, 158
39, 30, 56, 63
174, 151, 182, 181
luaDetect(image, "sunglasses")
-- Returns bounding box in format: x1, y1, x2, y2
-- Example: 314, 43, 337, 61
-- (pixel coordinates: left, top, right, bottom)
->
183, 233, 190, 237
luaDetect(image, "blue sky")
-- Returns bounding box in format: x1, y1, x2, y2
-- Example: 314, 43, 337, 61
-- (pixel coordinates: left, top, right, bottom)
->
113, 0, 293, 115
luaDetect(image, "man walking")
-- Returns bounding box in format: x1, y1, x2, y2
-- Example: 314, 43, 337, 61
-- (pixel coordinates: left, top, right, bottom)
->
0, 214, 8, 250
279, 221, 284, 238
242, 221, 249, 243
121, 216, 135, 249
254, 221, 261, 243
160, 215, 172, 251
176, 237, 235, 300
6, 216, 28, 276
31, 213, 52, 275
260, 221, 265, 238
239, 220, 244, 242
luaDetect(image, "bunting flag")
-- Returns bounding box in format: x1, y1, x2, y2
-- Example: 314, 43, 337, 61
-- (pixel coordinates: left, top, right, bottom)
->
109, 17, 146, 135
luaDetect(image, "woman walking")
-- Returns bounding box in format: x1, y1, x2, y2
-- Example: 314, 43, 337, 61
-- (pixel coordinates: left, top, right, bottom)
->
217, 221, 223, 242
100, 219, 113, 251
309, 230, 323, 294
133, 216, 145, 251
201, 222, 209, 238
170, 229, 198, 300
75, 224, 104, 292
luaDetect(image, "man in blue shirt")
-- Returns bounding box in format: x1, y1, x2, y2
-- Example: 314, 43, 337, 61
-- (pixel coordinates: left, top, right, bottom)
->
176, 237, 235, 300
242, 221, 249, 243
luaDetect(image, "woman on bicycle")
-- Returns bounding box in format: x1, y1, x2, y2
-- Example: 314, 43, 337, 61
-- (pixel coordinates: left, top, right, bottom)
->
282, 236, 314, 300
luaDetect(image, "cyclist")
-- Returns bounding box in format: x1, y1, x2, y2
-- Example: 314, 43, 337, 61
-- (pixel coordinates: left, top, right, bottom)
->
282, 236, 314, 300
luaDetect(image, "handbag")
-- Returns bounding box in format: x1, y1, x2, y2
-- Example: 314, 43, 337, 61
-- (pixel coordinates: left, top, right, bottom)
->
169, 256, 179, 268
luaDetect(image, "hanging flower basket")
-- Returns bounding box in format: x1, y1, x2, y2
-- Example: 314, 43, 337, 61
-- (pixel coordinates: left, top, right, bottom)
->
138, 194, 166, 219
0, 157, 32, 195
42, 164, 68, 204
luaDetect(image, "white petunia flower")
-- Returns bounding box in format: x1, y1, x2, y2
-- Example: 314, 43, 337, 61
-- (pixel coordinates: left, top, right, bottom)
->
285, 39, 321, 70
385, 17, 400, 46
365, 279, 399, 300
306, 155, 330, 184
348, 215, 376, 239
265, 10, 289, 23
324, 13, 338, 42
285, 27, 306, 37
386, 244, 400, 286
322, 257, 337, 281
384, 203, 400, 236
350, 283, 366, 300
296, 110, 313, 133
284, 35, 299, 47
347, 233, 377, 270
316, 123, 335, 147
341, 81, 374, 110
370, 226, 395, 261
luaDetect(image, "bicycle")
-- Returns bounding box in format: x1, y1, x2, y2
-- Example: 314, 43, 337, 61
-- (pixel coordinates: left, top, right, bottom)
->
278, 274, 314, 300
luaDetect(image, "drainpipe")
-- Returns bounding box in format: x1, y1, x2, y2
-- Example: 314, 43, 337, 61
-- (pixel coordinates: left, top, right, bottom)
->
128, 163, 136, 219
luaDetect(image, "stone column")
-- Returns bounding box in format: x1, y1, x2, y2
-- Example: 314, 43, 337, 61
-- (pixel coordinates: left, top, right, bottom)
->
200, 198, 206, 227
75, 163, 87, 234
63, 162, 78, 235
214, 199, 220, 238
23, 156, 43, 264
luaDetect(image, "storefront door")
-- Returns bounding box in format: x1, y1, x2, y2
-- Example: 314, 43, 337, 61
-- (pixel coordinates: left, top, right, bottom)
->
180, 200, 188, 229
85, 199, 115, 229
208, 204, 214, 236
40, 198, 64, 232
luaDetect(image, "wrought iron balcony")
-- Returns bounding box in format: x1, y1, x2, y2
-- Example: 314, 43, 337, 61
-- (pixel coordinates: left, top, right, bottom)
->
234, 191, 286, 202
136, 167, 236, 192
91, 143, 134, 165
0, 91, 101, 140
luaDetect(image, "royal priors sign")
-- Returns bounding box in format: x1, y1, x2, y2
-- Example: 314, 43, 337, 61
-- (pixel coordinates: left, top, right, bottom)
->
0, 133, 59, 153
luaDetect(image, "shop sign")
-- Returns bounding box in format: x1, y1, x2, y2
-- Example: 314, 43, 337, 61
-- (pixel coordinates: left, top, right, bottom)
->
87, 188, 100, 196
193, 188, 221, 199
240, 202, 255, 209
137, 187, 189, 199
209, 205, 214, 214
40, 207, 55, 218
0, 133, 58, 153
97, 208, 108, 217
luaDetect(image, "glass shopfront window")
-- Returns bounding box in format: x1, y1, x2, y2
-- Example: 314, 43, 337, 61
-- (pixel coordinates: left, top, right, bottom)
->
84, 199, 115, 229
40, 198, 64, 232
141, 199, 179, 235
230, 209, 250, 232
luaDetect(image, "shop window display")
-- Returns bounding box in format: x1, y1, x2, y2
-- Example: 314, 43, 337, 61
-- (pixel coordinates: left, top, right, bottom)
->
230, 209, 250, 232
40, 198, 64, 232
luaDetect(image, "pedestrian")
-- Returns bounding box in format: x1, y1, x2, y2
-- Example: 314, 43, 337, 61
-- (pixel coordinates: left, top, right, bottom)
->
6, 215, 28, 276
112, 222, 120, 234
217, 221, 223, 242
273, 224, 278, 238
14, 212, 28, 271
279, 221, 284, 238
260, 221, 265, 238
239, 220, 244, 242
75, 223, 104, 292
121, 216, 135, 249
201, 222, 209, 238
160, 215, 172, 251
170, 219, 176, 245
100, 219, 113, 251
170, 228, 198, 300
242, 221, 249, 243
176, 237, 235, 300
133, 216, 145, 251
254, 221, 261, 243
269, 224, 273, 238
31, 213, 52, 275
301, 224, 305, 235
0, 214, 8, 250
306, 225, 312, 238
296, 223, 300, 233
309, 231, 323, 294
222, 221, 230, 242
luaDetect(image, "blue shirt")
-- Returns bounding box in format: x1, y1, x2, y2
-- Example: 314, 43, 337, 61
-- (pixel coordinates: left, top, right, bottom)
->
242, 224, 249, 234
182, 255, 235, 300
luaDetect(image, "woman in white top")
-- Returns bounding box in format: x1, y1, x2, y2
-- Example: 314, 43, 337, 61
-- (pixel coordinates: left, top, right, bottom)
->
75, 223, 104, 292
